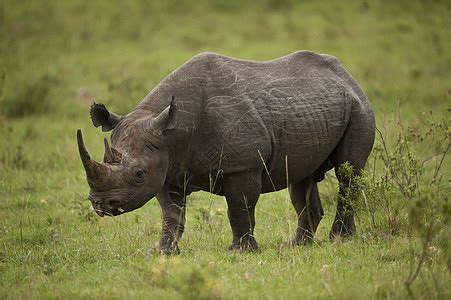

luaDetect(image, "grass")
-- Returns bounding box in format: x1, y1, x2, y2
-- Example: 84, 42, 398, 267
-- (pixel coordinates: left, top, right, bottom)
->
0, 0, 450, 299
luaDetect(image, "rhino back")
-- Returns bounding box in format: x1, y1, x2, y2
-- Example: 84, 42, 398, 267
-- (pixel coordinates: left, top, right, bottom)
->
189, 52, 355, 189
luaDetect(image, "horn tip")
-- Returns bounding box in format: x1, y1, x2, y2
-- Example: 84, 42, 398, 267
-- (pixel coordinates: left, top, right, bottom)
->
77, 129, 85, 146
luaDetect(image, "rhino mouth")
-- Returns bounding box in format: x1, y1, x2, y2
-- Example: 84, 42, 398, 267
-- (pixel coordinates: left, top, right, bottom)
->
92, 205, 125, 217
89, 193, 152, 217
89, 192, 127, 217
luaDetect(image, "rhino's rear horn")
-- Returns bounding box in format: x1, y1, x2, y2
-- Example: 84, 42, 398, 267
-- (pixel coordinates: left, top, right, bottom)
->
103, 138, 113, 163
103, 138, 122, 164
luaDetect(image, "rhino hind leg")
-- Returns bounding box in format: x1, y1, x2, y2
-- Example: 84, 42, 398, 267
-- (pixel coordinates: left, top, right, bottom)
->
222, 171, 262, 252
289, 177, 324, 245
329, 167, 358, 239
329, 101, 375, 239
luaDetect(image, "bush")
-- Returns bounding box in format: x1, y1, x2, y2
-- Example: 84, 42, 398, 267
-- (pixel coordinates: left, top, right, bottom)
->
346, 108, 449, 296
363, 110, 448, 234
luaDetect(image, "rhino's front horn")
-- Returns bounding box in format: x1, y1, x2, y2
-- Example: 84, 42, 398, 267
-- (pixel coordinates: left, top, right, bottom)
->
77, 129, 92, 170
77, 129, 109, 181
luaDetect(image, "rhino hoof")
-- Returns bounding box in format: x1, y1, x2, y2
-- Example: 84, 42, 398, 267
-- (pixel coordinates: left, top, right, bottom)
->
159, 244, 181, 256
229, 237, 259, 252
294, 234, 314, 246
329, 218, 356, 240
160, 247, 180, 256
278, 238, 311, 251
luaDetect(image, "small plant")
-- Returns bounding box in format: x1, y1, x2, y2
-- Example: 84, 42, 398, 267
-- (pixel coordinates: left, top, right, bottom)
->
72, 195, 98, 223
336, 162, 362, 208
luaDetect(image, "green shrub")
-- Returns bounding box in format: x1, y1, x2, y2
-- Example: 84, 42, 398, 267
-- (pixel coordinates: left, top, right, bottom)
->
349, 108, 449, 296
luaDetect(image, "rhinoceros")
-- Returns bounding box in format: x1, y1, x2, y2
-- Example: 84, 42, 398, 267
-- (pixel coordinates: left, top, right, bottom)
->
77, 51, 375, 253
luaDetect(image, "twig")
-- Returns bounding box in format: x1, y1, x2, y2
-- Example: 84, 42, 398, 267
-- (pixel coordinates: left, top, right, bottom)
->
431, 142, 449, 185
405, 223, 434, 299
257, 149, 276, 191
361, 189, 375, 229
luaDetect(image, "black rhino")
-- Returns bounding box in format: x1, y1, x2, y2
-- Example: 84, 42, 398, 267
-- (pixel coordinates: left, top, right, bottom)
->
77, 51, 375, 253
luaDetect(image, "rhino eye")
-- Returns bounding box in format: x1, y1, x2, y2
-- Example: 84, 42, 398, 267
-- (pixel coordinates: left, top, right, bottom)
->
134, 170, 145, 183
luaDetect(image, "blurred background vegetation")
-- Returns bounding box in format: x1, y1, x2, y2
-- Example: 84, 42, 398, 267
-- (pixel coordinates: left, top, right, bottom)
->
0, 0, 449, 298
1, 0, 450, 117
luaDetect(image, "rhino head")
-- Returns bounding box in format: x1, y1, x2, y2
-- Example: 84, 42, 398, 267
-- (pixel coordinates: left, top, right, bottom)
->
77, 99, 175, 217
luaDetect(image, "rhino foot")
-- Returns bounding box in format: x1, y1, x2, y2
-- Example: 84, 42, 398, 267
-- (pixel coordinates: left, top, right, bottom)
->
159, 245, 180, 256
292, 236, 313, 246
159, 238, 181, 255
292, 227, 316, 246
229, 235, 259, 252
279, 237, 313, 250
329, 216, 356, 240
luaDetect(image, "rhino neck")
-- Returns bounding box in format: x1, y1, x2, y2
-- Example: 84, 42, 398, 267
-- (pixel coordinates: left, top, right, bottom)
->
134, 54, 211, 180
134, 99, 202, 181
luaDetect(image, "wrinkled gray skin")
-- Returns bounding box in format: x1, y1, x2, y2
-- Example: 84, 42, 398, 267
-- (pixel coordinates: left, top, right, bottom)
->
77, 51, 375, 254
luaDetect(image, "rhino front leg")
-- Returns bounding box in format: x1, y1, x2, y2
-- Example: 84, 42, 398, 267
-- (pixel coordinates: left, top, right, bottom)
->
222, 171, 262, 252
156, 185, 186, 255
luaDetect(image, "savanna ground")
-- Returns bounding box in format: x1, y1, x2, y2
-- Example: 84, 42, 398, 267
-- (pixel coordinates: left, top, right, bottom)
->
0, 0, 450, 299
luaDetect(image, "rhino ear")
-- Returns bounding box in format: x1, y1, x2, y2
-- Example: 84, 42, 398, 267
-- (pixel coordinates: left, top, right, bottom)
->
153, 96, 177, 131
90, 102, 123, 132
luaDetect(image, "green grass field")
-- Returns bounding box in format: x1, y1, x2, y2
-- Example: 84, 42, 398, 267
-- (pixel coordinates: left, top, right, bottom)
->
1, 0, 450, 298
